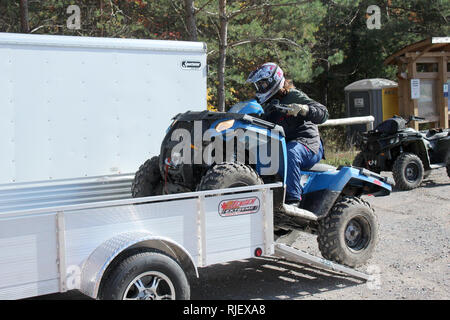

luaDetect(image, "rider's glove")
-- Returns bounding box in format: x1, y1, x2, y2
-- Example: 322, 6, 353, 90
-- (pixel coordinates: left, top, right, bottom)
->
287, 103, 309, 117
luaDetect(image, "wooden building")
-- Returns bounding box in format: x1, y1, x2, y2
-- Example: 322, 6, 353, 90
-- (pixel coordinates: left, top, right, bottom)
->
384, 37, 449, 129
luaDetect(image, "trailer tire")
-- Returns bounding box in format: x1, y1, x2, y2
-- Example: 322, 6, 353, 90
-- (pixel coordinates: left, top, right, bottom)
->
392, 153, 424, 190
99, 251, 190, 300
197, 162, 263, 190
317, 196, 378, 267
131, 156, 163, 197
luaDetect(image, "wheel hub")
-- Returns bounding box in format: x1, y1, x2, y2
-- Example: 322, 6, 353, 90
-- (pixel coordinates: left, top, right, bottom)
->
405, 163, 419, 182
344, 216, 370, 251
123, 271, 175, 300
345, 222, 362, 246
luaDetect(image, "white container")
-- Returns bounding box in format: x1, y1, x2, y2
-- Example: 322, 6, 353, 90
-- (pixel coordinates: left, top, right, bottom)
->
0, 32, 207, 184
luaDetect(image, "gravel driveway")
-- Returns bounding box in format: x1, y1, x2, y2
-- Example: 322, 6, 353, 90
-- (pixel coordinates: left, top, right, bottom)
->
31, 168, 450, 300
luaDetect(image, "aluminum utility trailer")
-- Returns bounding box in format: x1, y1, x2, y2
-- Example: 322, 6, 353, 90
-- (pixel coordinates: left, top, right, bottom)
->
0, 175, 369, 300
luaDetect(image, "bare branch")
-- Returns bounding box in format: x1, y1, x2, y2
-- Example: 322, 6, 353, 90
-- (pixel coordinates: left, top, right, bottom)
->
169, 0, 191, 38
193, 0, 216, 15
208, 37, 306, 55
228, 0, 315, 19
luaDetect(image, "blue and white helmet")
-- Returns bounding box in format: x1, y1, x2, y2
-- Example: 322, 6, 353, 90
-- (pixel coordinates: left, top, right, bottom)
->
246, 62, 285, 104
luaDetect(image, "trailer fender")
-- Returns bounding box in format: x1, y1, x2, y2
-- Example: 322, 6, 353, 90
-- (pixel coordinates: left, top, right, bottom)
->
79, 231, 198, 299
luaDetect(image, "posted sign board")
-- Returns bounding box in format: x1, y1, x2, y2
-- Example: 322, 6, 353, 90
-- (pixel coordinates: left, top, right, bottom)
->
411, 79, 420, 99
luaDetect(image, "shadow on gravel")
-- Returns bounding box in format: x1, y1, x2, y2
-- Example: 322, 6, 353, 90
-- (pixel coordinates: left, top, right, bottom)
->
29, 257, 365, 300
421, 180, 450, 189
390, 181, 450, 193
191, 257, 364, 300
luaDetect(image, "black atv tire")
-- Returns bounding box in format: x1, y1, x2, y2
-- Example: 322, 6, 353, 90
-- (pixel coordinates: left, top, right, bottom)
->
392, 153, 424, 190
131, 156, 163, 197
197, 162, 263, 191
317, 196, 378, 267
99, 251, 190, 300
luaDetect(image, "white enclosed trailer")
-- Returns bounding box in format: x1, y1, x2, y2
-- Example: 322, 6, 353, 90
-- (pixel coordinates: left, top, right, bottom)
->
0, 32, 207, 184
0, 33, 369, 300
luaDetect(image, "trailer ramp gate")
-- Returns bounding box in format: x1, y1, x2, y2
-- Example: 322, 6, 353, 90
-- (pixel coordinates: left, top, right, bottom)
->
273, 243, 370, 281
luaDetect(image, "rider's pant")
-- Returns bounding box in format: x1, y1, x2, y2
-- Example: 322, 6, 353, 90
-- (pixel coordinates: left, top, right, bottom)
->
280, 141, 324, 202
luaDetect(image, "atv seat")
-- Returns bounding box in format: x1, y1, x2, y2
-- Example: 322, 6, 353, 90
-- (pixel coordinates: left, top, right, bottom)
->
304, 163, 337, 172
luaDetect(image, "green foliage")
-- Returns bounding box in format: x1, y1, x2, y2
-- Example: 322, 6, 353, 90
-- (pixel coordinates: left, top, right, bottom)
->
1, 0, 447, 118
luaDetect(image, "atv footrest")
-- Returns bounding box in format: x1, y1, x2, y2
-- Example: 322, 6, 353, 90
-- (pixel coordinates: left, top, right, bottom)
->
430, 163, 445, 169
276, 204, 318, 221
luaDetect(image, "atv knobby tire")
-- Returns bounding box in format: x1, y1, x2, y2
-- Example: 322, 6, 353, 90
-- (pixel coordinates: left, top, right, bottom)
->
317, 196, 378, 267
392, 152, 424, 190
197, 162, 263, 191
131, 156, 163, 197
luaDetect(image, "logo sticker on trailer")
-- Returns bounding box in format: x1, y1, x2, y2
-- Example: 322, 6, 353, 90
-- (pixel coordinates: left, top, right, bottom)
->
218, 197, 260, 217
181, 60, 202, 70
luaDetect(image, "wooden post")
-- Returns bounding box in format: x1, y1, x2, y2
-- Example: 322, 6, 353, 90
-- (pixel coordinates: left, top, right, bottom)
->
407, 60, 420, 130
437, 56, 449, 128
396, 61, 407, 118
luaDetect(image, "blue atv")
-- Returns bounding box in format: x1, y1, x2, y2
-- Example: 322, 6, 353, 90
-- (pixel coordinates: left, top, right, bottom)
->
132, 100, 393, 267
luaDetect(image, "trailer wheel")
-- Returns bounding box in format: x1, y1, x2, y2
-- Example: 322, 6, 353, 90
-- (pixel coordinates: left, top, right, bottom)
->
99, 251, 190, 300
317, 196, 378, 267
392, 153, 424, 190
131, 156, 163, 197
197, 162, 263, 190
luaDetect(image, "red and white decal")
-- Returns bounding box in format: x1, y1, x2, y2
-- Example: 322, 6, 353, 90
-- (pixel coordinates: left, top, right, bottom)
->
218, 197, 260, 217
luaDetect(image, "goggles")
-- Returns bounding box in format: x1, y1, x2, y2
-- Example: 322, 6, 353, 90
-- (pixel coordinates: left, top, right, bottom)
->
254, 78, 273, 93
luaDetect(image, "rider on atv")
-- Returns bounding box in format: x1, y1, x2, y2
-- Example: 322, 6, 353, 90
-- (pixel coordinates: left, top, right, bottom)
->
246, 62, 329, 207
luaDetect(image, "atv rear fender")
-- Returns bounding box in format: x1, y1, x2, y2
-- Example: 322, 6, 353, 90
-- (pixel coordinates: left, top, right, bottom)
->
300, 166, 392, 218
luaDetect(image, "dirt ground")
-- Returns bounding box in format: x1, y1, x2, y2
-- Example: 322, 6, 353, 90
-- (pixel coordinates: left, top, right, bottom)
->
32, 168, 450, 300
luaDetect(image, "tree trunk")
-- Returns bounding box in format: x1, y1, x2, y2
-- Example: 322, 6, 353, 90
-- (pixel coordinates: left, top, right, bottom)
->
19, 0, 30, 33
217, 0, 227, 112
183, 0, 198, 41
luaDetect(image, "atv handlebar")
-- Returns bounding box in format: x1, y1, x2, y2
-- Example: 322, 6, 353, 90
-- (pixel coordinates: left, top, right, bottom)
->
406, 115, 425, 124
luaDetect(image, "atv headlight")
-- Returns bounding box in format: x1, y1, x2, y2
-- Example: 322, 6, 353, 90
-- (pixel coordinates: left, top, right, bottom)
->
215, 119, 235, 132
